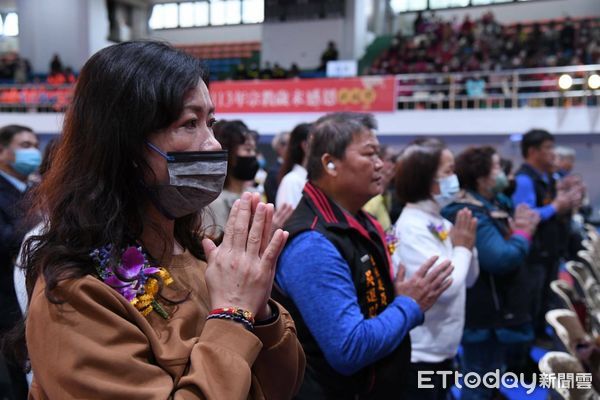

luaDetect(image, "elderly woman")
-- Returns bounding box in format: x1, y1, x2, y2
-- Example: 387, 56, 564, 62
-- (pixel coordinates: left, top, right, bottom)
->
392, 139, 479, 400
19, 41, 304, 399
275, 113, 454, 399
442, 146, 539, 400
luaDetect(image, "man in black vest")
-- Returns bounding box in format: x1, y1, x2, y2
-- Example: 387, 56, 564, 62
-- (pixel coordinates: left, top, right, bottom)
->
512, 129, 575, 342
274, 112, 454, 399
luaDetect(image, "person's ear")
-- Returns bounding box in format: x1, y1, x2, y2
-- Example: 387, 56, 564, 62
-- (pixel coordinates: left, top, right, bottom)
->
0, 145, 9, 163
321, 154, 337, 177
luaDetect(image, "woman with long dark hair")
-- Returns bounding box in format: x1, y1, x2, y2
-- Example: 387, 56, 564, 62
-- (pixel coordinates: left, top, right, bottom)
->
18, 41, 304, 399
275, 123, 311, 209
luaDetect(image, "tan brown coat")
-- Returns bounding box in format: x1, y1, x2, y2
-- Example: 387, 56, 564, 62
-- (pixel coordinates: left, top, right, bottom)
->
26, 250, 305, 399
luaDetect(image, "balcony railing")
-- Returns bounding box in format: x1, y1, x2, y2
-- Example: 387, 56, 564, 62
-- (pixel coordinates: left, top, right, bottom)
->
0, 65, 597, 112
395, 64, 600, 110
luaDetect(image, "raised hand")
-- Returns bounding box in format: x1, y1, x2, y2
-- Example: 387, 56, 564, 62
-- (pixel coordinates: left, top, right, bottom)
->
394, 256, 454, 312
510, 204, 540, 236
449, 208, 477, 249
272, 203, 294, 233
202, 192, 289, 321
552, 191, 572, 214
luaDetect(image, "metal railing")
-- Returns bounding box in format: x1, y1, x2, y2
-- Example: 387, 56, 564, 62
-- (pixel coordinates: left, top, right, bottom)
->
395, 64, 600, 110
0, 65, 597, 112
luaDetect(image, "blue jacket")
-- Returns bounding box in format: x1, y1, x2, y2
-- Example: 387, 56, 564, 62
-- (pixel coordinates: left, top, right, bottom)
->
442, 191, 532, 330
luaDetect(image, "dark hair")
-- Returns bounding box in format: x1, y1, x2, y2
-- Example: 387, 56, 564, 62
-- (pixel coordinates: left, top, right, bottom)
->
455, 146, 497, 192
248, 129, 260, 142
39, 137, 60, 176
306, 112, 376, 181
500, 158, 513, 176
18, 41, 209, 354
212, 119, 251, 187
0, 124, 33, 147
395, 141, 444, 204
278, 123, 311, 184
521, 129, 554, 158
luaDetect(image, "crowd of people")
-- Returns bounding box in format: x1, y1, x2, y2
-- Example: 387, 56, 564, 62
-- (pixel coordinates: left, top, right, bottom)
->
369, 13, 599, 75
0, 40, 595, 400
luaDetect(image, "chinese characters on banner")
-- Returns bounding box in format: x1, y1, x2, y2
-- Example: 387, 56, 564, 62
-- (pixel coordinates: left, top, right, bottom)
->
210, 76, 396, 113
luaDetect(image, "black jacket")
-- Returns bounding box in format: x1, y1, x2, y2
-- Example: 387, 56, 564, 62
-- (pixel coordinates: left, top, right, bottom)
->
0, 173, 28, 333
273, 182, 411, 400
515, 164, 562, 263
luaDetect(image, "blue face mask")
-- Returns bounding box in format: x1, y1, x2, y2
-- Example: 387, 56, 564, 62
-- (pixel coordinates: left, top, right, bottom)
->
11, 148, 42, 176
434, 174, 460, 207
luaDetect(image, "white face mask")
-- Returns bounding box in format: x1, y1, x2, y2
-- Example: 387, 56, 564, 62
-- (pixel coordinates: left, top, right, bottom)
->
434, 174, 460, 207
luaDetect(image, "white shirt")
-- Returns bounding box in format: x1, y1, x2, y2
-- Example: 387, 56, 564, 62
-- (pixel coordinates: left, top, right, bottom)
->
275, 164, 307, 209
392, 199, 479, 363
14, 220, 46, 387
0, 169, 27, 192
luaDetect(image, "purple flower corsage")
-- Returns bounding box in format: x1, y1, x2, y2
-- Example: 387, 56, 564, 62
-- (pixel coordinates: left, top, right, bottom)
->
385, 230, 398, 255
90, 244, 173, 319
427, 222, 449, 242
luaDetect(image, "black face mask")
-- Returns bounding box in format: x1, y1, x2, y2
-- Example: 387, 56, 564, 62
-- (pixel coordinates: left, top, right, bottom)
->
232, 156, 259, 181
146, 142, 228, 219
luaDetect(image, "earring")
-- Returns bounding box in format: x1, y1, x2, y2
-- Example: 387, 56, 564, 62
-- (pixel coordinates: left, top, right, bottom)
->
327, 162, 335, 170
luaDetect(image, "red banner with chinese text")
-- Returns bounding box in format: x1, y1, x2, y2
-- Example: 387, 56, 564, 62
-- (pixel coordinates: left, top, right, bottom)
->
210, 76, 396, 113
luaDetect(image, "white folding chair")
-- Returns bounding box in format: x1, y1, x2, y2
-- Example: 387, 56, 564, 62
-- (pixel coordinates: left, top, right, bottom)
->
539, 351, 597, 400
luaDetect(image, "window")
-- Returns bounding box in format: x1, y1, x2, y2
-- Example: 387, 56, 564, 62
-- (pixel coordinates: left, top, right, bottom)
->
242, 0, 264, 23
225, 0, 242, 24
3, 12, 17, 36
150, 0, 263, 29
179, 2, 196, 27
162, 3, 179, 28
149, 4, 178, 29
390, 0, 428, 13
430, 0, 469, 9
194, 2, 210, 26
210, 0, 226, 25
149, 4, 163, 29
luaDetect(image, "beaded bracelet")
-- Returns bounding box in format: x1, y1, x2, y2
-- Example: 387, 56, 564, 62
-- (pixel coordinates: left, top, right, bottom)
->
207, 307, 255, 331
